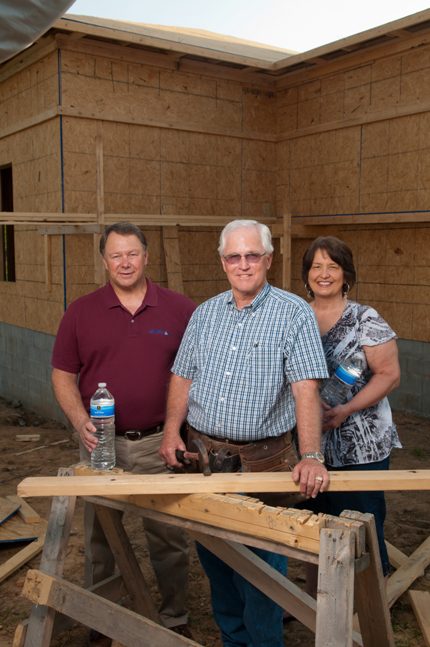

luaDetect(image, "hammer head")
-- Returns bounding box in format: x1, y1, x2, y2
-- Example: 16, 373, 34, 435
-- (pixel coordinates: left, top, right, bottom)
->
191, 438, 211, 476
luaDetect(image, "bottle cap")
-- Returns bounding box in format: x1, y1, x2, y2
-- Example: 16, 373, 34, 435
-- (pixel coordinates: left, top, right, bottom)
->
98, 382, 107, 387
335, 364, 358, 386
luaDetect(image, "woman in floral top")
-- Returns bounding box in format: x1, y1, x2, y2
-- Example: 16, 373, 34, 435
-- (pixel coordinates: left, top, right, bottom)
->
301, 236, 401, 576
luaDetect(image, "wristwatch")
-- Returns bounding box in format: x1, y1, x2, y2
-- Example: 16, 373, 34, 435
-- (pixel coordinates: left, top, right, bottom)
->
301, 451, 325, 464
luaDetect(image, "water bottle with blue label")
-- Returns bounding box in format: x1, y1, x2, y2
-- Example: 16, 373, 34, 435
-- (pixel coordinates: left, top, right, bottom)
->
320, 355, 364, 407
90, 382, 116, 470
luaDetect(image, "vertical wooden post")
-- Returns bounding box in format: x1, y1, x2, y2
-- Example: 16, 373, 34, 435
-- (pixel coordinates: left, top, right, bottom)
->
23, 468, 77, 647
341, 510, 395, 647
315, 528, 355, 647
281, 212, 291, 290
94, 134, 105, 286
162, 226, 184, 293
43, 234, 52, 291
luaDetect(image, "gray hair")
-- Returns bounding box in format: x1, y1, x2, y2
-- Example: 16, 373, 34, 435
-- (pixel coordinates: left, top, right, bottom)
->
99, 222, 147, 256
218, 220, 274, 256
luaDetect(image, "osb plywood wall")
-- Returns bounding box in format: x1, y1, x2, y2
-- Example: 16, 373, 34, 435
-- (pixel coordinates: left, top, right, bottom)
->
0, 35, 429, 340
58, 43, 279, 310
277, 38, 430, 343
0, 45, 279, 334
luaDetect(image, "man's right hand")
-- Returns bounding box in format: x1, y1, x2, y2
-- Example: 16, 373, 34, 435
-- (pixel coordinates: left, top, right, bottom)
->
78, 419, 99, 453
159, 429, 187, 469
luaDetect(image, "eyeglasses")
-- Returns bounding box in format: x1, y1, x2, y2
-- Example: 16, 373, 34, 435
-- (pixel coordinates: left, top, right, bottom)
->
223, 253, 267, 266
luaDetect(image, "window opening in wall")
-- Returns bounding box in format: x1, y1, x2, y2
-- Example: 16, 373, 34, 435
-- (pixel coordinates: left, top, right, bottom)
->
0, 164, 15, 282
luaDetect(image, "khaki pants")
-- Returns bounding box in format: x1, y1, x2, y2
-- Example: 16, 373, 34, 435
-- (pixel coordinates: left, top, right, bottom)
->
80, 430, 189, 628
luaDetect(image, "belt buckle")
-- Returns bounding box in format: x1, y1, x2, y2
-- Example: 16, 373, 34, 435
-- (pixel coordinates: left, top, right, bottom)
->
124, 430, 143, 441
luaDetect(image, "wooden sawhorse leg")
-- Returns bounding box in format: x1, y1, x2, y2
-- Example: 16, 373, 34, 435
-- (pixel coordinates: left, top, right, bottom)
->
23, 468, 76, 647
93, 504, 160, 622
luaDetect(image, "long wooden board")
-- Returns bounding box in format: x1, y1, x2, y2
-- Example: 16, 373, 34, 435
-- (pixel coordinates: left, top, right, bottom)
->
22, 569, 200, 647
408, 590, 430, 647
17, 469, 430, 498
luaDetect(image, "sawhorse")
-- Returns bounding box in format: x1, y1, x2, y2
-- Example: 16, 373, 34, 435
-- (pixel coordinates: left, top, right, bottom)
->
15, 467, 394, 647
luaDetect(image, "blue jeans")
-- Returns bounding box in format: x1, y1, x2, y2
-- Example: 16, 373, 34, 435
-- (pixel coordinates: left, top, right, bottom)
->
196, 542, 287, 647
301, 456, 391, 575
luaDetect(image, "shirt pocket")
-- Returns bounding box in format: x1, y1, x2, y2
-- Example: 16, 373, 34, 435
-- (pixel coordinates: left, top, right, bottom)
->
245, 340, 285, 389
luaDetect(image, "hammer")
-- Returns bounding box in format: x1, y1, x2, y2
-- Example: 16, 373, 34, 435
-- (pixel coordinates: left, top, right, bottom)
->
175, 438, 211, 476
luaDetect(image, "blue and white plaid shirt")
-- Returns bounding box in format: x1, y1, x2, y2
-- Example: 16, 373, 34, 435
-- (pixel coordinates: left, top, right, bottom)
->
172, 283, 328, 441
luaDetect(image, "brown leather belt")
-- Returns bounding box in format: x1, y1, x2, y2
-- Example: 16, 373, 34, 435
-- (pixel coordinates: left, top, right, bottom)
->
116, 424, 163, 440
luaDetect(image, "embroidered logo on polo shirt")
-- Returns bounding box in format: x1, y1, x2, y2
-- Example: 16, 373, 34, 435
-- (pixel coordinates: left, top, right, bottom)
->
149, 329, 170, 336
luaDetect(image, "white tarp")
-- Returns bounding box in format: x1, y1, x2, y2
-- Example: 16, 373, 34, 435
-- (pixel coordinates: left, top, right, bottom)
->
0, 0, 76, 64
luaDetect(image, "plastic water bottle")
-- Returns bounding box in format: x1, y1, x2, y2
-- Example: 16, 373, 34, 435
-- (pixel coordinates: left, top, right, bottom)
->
320, 356, 364, 407
90, 382, 116, 470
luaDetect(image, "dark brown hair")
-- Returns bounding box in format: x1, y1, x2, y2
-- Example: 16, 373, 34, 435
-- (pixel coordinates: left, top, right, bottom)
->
99, 222, 148, 256
301, 236, 356, 297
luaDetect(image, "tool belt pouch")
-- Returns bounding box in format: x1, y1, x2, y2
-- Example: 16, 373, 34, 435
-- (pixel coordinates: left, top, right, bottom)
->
239, 431, 299, 473
187, 426, 241, 473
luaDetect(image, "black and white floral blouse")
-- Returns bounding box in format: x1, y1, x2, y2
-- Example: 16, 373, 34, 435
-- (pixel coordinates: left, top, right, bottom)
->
320, 300, 402, 467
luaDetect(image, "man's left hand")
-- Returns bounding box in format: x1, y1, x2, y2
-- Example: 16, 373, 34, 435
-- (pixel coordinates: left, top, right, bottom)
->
292, 459, 329, 499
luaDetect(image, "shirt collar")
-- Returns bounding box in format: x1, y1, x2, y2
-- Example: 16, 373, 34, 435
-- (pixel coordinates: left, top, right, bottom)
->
104, 278, 158, 310
226, 282, 271, 311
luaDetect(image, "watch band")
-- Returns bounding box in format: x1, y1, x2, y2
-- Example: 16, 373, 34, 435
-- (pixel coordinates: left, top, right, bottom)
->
301, 451, 325, 464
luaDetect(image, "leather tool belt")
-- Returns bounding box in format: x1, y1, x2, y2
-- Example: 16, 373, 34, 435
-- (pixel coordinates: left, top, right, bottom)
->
187, 424, 299, 473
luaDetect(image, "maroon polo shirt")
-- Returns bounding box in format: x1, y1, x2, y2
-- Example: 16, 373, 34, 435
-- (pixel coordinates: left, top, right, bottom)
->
52, 279, 196, 432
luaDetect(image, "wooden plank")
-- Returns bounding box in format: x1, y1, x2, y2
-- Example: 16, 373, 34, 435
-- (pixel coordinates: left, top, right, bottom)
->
195, 532, 363, 646
0, 515, 40, 544
22, 569, 201, 646
194, 533, 319, 632
38, 224, 103, 235
315, 528, 355, 647
387, 536, 430, 608
6, 496, 41, 524
1, 212, 277, 227
94, 504, 160, 622
13, 574, 127, 647
0, 523, 46, 584
162, 226, 184, 293
12, 623, 26, 647
281, 212, 291, 290
17, 469, 430, 498
23, 468, 76, 647
43, 234, 52, 290
55, 16, 282, 69
0, 497, 20, 525
386, 541, 408, 569
342, 511, 394, 647
120, 492, 324, 554
408, 590, 430, 647
15, 434, 41, 442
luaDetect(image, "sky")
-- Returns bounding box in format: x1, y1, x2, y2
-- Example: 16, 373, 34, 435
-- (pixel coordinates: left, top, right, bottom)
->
66, 0, 430, 53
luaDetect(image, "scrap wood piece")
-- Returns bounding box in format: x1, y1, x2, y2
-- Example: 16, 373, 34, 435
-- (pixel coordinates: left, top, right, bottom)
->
22, 569, 201, 646
386, 541, 408, 569
408, 590, 430, 647
6, 495, 41, 524
0, 521, 47, 584
15, 433, 40, 443
17, 469, 430, 498
387, 536, 430, 608
15, 438, 68, 456
0, 496, 20, 525
0, 514, 41, 544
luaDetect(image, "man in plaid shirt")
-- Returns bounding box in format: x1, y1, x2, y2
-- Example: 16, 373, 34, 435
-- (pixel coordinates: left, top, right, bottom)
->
160, 219, 329, 647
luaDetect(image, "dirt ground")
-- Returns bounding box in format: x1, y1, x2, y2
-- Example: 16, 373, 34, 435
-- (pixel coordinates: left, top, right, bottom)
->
0, 396, 429, 647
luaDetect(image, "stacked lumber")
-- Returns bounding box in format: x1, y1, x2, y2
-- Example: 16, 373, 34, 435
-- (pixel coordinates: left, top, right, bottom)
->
0, 496, 46, 584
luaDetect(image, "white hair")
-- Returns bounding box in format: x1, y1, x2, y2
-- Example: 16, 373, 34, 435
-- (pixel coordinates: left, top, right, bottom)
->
218, 219, 274, 256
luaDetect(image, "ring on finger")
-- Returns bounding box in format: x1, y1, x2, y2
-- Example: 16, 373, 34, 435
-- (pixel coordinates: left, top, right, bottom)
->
315, 476, 323, 482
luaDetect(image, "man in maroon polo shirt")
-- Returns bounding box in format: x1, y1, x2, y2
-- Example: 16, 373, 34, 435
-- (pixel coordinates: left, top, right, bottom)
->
51, 222, 196, 644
